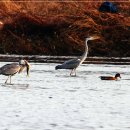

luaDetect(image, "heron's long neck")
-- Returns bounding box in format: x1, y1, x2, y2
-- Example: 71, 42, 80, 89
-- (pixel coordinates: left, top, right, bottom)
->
80, 39, 88, 63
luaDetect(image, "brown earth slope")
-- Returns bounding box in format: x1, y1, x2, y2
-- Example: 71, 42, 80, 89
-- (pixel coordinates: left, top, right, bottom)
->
0, 0, 130, 56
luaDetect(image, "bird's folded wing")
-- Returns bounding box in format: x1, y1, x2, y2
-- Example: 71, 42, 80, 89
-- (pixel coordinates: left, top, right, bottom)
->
63, 58, 81, 65
0, 63, 20, 75
60, 58, 81, 69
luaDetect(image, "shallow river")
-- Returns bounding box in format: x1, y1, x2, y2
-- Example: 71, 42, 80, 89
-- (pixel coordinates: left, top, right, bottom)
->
0, 62, 130, 130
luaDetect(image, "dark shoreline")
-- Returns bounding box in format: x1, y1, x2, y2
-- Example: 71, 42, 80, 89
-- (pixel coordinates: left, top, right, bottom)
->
0, 2, 129, 57
0, 54, 130, 65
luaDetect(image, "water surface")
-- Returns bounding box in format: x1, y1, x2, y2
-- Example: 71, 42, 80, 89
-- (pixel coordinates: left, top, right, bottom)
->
0, 62, 130, 130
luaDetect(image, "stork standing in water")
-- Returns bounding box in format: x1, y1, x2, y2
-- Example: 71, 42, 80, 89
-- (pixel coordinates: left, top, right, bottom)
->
55, 36, 99, 76
0, 59, 30, 84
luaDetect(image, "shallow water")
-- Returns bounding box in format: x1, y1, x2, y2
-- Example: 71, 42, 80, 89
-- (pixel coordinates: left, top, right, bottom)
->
0, 62, 130, 130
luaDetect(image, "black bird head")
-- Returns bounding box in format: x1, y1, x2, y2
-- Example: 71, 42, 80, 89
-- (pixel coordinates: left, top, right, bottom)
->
115, 73, 121, 78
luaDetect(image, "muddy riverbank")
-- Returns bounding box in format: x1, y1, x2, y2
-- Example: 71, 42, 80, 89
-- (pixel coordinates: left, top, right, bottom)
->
0, 1, 130, 56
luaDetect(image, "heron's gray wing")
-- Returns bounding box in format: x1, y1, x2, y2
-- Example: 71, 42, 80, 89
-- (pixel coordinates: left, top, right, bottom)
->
0, 63, 20, 75
62, 58, 81, 69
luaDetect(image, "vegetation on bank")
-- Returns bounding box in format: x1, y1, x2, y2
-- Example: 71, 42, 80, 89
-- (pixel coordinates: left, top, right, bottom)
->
0, 0, 130, 56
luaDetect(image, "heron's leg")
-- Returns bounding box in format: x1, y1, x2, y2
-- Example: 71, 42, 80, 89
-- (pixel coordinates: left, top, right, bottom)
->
70, 69, 74, 76
74, 69, 76, 76
73, 69, 76, 76
9, 76, 12, 84
5, 76, 9, 84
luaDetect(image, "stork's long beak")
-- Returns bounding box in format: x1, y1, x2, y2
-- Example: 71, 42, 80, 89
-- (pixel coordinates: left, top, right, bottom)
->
24, 60, 30, 77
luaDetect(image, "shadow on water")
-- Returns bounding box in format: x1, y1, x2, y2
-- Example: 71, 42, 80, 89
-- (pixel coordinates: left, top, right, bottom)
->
65, 89, 77, 92
1, 83, 29, 90
55, 74, 87, 79
35, 86, 54, 90
87, 88, 104, 92
31, 70, 55, 74
122, 79, 130, 80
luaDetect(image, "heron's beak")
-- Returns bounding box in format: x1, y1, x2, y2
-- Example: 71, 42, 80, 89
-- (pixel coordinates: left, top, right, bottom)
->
24, 60, 30, 77
87, 36, 100, 41
92, 36, 100, 40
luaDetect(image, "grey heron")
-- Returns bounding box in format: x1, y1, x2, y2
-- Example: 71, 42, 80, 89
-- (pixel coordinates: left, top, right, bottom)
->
0, 59, 30, 84
55, 36, 99, 76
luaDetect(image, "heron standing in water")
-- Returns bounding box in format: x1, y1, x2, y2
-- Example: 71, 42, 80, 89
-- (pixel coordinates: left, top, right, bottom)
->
55, 36, 99, 76
0, 59, 30, 84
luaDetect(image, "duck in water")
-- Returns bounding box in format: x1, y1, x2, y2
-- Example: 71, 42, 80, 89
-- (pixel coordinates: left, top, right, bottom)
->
100, 73, 121, 80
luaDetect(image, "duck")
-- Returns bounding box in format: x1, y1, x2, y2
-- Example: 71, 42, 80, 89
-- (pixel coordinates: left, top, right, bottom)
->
100, 73, 121, 80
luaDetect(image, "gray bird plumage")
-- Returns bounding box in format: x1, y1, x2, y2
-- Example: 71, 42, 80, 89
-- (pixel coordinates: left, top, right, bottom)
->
0, 60, 30, 84
56, 58, 80, 70
0, 63, 20, 76
55, 36, 99, 76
